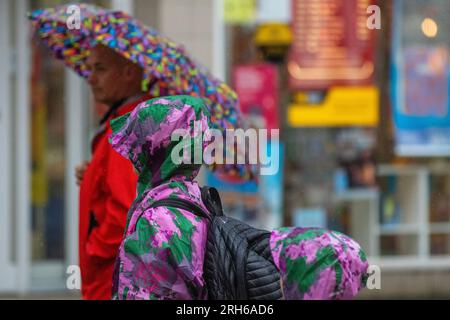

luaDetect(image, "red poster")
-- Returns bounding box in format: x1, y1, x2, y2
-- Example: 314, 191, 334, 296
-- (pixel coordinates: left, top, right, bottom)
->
288, 0, 376, 90
233, 64, 279, 131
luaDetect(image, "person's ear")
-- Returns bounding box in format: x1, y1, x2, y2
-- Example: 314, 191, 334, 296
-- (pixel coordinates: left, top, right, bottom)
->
123, 65, 133, 82
123, 64, 142, 84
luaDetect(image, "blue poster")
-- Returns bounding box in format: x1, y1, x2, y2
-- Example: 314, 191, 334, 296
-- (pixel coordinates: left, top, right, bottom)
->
206, 141, 284, 230
391, 0, 450, 156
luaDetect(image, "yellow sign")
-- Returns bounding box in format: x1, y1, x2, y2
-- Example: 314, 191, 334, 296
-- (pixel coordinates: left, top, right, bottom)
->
224, 0, 256, 24
288, 86, 379, 127
254, 23, 292, 47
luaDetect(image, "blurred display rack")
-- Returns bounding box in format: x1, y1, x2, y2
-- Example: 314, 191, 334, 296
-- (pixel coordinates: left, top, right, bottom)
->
333, 164, 450, 270
332, 188, 380, 263
429, 223, 450, 234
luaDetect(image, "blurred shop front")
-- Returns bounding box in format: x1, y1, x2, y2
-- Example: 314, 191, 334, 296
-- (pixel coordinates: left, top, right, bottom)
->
219, 0, 450, 298
0, 0, 113, 296
1, 0, 450, 299
0, 0, 156, 296
0, 0, 219, 297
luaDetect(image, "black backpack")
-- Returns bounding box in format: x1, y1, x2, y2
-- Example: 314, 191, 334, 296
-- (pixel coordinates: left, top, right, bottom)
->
149, 186, 282, 300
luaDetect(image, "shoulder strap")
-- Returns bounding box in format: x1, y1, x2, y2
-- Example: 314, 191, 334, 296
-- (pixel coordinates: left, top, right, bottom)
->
131, 187, 222, 232
149, 186, 224, 221
149, 198, 212, 221
201, 186, 224, 217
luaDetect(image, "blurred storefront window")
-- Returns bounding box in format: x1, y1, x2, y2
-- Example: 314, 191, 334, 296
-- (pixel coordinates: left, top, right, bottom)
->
392, 0, 450, 156
28, 0, 110, 286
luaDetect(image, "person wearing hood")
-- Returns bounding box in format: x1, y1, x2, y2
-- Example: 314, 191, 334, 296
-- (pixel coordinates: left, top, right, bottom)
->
109, 95, 212, 300
29, 4, 250, 300
107, 95, 369, 300
76, 44, 160, 300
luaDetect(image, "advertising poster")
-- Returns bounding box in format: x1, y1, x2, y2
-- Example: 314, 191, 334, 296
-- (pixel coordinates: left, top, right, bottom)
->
206, 141, 284, 230
223, 0, 256, 24
286, 0, 378, 127
391, 0, 450, 156
207, 64, 283, 229
233, 63, 280, 131
288, 0, 376, 90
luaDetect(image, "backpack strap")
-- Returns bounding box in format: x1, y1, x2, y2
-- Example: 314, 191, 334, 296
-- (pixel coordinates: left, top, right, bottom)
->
201, 186, 224, 217
131, 187, 222, 232
149, 198, 212, 221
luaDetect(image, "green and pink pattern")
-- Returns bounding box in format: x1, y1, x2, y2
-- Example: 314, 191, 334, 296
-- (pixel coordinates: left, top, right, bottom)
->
110, 96, 211, 300
270, 227, 369, 300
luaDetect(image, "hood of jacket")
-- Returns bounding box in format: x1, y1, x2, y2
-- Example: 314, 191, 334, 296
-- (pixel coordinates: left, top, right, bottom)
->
109, 95, 211, 196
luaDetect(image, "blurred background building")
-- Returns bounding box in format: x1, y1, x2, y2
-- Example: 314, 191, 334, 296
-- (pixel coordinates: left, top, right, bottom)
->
1, 0, 450, 299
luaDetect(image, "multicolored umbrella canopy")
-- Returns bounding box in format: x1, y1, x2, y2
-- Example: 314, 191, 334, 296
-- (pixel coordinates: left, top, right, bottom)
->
29, 4, 255, 181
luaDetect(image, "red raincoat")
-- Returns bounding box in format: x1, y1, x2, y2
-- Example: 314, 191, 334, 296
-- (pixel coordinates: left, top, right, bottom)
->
78, 96, 151, 300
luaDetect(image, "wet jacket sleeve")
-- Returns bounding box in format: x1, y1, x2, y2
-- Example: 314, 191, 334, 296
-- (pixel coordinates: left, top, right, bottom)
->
119, 207, 204, 300
86, 147, 138, 260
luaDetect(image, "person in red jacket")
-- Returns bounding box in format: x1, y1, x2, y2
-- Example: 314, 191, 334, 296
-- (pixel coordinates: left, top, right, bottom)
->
75, 44, 155, 300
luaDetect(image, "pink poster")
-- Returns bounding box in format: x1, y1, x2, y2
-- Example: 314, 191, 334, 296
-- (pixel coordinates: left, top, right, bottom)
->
233, 64, 279, 131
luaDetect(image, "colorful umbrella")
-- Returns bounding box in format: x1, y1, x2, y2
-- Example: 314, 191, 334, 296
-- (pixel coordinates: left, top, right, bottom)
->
29, 4, 255, 181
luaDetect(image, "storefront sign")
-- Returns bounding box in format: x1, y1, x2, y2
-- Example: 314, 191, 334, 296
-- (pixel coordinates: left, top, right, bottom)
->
224, 0, 256, 24
288, 0, 376, 90
254, 23, 292, 48
233, 63, 279, 131
288, 86, 379, 126
391, 0, 450, 156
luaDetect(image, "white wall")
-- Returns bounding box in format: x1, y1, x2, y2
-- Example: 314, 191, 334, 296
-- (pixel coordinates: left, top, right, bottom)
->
134, 0, 160, 29
136, 0, 214, 71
